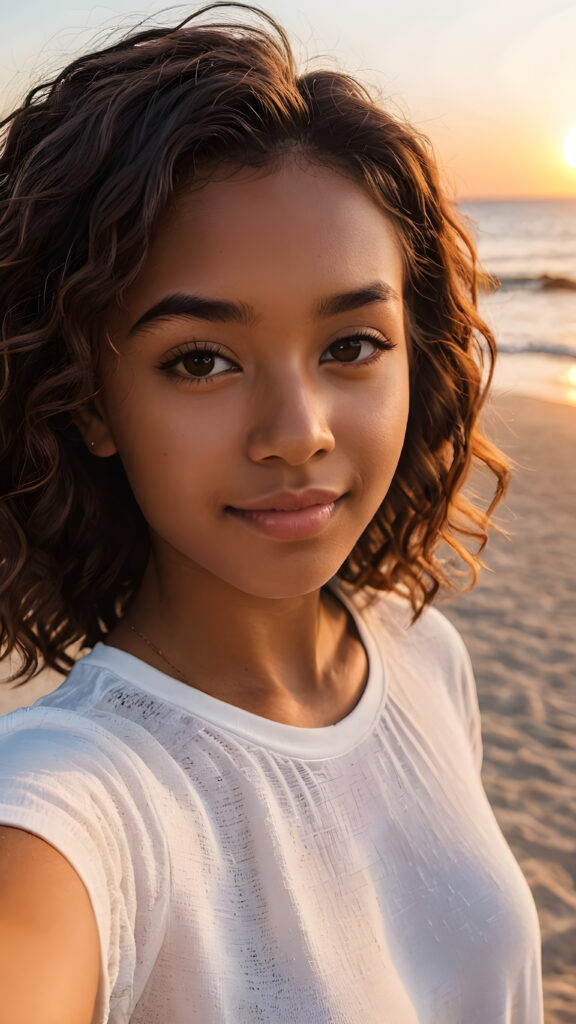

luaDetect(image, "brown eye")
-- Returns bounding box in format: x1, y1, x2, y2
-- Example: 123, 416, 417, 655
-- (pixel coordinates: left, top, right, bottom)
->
321, 333, 391, 365
182, 352, 216, 376
158, 344, 238, 384
328, 338, 364, 362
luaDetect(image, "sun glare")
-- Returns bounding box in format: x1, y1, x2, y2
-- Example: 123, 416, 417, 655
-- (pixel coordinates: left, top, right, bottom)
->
558, 364, 576, 406
562, 126, 576, 169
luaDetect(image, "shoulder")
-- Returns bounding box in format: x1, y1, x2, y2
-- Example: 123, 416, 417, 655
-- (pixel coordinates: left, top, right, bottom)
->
350, 584, 472, 671
0, 703, 171, 893
0, 704, 169, 861
0, 704, 170, 863
344, 584, 483, 770
3, 646, 179, 784
0, 704, 144, 781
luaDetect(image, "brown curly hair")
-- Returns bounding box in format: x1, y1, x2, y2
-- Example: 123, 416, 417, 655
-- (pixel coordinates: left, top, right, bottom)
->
0, 2, 508, 685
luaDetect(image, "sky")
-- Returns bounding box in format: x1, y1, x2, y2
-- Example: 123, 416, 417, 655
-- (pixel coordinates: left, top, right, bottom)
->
1, 0, 576, 199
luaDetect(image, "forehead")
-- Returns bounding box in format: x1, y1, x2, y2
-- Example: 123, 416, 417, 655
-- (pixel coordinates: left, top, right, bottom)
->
122, 157, 404, 320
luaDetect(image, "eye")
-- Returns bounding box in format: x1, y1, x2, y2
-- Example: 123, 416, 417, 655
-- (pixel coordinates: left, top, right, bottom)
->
321, 333, 395, 364
158, 343, 238, 383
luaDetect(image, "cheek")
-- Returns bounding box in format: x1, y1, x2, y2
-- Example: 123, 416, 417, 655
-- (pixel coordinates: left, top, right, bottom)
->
351, 376, 410, 513
118, 425, 218, 508
348, 361, 410, 461
101, 385, 221, 519
104, 371, 228, 460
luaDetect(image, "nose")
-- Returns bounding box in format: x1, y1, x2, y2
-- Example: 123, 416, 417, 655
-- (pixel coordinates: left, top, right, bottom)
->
246, 370, 335, 465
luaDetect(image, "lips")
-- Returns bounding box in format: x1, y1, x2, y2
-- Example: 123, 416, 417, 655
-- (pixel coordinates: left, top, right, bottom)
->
227, 489, 343, 513
225, 490, 345, 541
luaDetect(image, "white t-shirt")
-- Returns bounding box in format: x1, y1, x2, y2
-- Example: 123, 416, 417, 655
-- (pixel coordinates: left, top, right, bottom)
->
0, 582, 543, 1024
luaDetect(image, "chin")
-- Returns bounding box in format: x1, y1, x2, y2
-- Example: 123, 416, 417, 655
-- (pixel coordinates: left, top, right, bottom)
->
217, 556, 347, 602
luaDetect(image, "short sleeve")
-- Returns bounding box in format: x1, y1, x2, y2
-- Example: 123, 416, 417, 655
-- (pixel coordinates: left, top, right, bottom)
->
0, 707, 170, 1024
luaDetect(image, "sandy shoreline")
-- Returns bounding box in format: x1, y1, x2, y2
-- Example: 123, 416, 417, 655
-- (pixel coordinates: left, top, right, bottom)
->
1, 391, 574, 1022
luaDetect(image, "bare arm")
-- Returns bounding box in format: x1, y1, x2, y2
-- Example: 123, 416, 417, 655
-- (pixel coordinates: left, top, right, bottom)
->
0, 825, 101, 1024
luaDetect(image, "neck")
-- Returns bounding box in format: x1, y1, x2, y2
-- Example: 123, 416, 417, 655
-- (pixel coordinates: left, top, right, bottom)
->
106, 547, 366, 725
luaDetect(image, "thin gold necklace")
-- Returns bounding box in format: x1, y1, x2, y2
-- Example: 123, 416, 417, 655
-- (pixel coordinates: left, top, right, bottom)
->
124, 619, 191, 685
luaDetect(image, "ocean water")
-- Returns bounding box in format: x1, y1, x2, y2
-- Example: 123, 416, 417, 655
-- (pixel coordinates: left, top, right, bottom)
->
459, 199, 576, 406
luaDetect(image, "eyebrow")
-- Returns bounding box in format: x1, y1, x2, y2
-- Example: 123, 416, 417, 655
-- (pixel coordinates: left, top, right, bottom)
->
128, 281, 399, 336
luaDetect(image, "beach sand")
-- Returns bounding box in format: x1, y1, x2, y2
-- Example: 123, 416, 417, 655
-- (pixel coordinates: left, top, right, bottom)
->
1, 391, 574, 1022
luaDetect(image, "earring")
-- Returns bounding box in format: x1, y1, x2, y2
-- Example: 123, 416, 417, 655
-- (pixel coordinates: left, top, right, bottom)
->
89, 441, 95, 449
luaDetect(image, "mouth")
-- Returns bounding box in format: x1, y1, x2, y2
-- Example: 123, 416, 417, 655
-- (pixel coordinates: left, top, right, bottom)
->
224, 492, 346, 541
227, 488, 344, 513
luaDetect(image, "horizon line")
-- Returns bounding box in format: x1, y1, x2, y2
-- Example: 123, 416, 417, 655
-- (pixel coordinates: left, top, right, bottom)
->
458, 193, 576, 203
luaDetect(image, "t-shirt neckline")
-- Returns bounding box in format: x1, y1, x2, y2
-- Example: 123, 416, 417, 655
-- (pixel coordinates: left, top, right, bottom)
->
82, 581, 386, 758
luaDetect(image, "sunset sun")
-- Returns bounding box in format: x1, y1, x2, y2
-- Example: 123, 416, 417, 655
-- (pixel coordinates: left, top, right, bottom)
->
562, 125, 576, 169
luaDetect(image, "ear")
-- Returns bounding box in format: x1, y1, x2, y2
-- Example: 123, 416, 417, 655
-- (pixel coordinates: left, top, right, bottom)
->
72, 395, 118, 457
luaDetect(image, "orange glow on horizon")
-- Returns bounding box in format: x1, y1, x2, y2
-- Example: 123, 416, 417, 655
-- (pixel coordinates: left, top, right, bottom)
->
426, 117, 576, 201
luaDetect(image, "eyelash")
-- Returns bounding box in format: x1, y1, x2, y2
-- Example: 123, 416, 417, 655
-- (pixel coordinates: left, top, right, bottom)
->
157, 333, 396, 385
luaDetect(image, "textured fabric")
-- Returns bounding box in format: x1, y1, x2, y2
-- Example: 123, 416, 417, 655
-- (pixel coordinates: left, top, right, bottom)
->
0, 582, 543, 1023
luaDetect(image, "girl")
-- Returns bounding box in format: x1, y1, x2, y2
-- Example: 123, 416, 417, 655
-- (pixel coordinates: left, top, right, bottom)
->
0, 5, 543, 1022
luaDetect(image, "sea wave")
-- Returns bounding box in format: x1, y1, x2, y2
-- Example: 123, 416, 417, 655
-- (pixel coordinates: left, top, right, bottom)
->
496, 341, 576, 358
483, 273, 576, 293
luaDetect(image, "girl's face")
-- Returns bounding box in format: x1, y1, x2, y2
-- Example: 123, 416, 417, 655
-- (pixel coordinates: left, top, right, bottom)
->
92, 157, 410, 599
